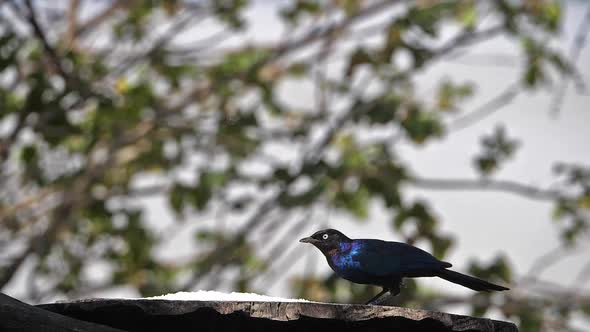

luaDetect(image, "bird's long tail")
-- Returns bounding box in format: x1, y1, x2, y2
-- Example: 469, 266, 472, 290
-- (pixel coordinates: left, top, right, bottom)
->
436, 269, 509, 292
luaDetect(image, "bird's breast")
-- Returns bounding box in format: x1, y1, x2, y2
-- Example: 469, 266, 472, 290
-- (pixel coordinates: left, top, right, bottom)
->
330, 252, 361, 270
327, 245, 378, 284
328, 242, 362, 271
329, 253, 377, 285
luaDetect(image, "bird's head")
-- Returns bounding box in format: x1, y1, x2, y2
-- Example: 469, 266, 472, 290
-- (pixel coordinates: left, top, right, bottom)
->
299, 229, 351, 254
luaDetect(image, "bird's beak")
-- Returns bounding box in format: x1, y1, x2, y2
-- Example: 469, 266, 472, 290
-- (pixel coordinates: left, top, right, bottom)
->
299, 237, 316, 244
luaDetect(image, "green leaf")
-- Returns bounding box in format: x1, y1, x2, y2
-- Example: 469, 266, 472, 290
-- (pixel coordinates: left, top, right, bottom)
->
401, 106, 444, 144
287, 62, 308, 77
280, 0, 321, 23
169, 183, 190, 213
430, 234, 454, 259
333, 184, 370, 220
468, 255, 512, 284
458, 5, 477, 29
346, 48, 373, 77
473, 126, 519, 175
436, 80, 474, 111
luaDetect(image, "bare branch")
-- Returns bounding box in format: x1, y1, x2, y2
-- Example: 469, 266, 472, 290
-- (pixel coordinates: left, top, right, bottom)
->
0, 110, 27, 163
571, 244, 590, 287
128, 184, 169, 197
524, 245, 571, 279
253, 213, 315, 289
75, 1, 129, 38
108, 12, 202, 77
269, 1, 409, 62
165, 29, 231, 58
65, 0, 80, 48
0, 246, 33, 290
443, 53, 520, 68
409, 176, 563, 201
551, 3, 590, 115
448, 82, 521, 132
22, 0, 70, 81
0, 117, 156, 289
0, 198, 73, 290
0, 189, 55, 222
18, 0, 111, 104
256, 241, 308, 291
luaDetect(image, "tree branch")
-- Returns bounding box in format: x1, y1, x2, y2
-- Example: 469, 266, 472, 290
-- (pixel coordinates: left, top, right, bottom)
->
409, 176, 563, 201
0, 118, 151, 289
269, 0, 408, 63
551, 3, 590, 115
22, 0, 70, 81
65, 0, 80, 48
0, 189, 55, 222
0, 109, 28, 162
74, 0, 129, 38
448, 82, 521, 132
0, 247, 33, 290
19, 0, 109, 104
253, 213, 315, 289
572, 258, 590, 287
523, 245, 572, 279
108, 12, 202, 78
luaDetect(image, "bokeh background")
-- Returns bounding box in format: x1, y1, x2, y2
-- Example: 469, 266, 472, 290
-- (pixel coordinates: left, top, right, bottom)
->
1, 1, 589, 331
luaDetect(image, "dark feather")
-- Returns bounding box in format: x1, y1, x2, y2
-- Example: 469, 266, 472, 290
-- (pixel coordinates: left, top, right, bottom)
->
436, 269, 509, 291
354, 239, 451, 277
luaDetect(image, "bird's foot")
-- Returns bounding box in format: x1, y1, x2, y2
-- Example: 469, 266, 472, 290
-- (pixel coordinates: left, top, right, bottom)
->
364, 288, 389, 305
388, 278, 402, 297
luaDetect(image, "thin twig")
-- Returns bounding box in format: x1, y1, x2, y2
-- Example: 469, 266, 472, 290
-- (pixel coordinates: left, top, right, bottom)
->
75, 0, 128, 38
108, 12, 202, 78
524, 245, 569, 279
22, 0, 70, 81
448, 82, 521, 132
442, 53, 520, 68
269, 0, 407, 63
551, 3, 590, 115
166, 28, 231, 57
18, 0, 108, 103
65, 0, 80, 48
571, 258, 590, 288
0, 246, 33, 290
0, 189, 55, 222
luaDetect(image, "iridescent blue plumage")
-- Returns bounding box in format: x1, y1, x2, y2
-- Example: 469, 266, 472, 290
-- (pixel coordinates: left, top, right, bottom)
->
329, 241, 373, 284
332, 241, 362, 269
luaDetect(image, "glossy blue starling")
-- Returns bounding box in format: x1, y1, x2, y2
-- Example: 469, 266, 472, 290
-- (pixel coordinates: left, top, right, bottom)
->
300, 229, 509, 304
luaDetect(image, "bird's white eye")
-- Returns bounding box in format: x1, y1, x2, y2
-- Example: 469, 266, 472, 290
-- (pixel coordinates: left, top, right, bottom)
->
322, 234, 329, 240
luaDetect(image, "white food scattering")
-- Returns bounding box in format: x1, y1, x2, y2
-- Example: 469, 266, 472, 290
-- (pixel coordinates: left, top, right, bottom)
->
145, 290, 311, 302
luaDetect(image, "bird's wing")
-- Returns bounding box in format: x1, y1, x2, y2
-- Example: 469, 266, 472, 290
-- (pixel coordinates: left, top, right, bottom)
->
353, 240, 450, 277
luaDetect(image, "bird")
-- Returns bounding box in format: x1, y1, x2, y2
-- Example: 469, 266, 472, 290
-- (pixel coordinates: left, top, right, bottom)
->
300, 228, 509, 304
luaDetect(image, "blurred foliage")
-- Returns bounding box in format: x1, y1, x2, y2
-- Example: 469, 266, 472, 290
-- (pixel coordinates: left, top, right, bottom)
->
0, 1, 588, 331
474, 125, 519, 176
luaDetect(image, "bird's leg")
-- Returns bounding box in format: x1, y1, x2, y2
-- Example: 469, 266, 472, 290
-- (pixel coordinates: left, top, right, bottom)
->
389, 278, 402, 296
365, 288, 389, 305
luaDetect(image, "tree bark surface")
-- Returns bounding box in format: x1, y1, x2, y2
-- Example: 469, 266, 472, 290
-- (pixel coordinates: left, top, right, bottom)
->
36, 298, 518, 332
